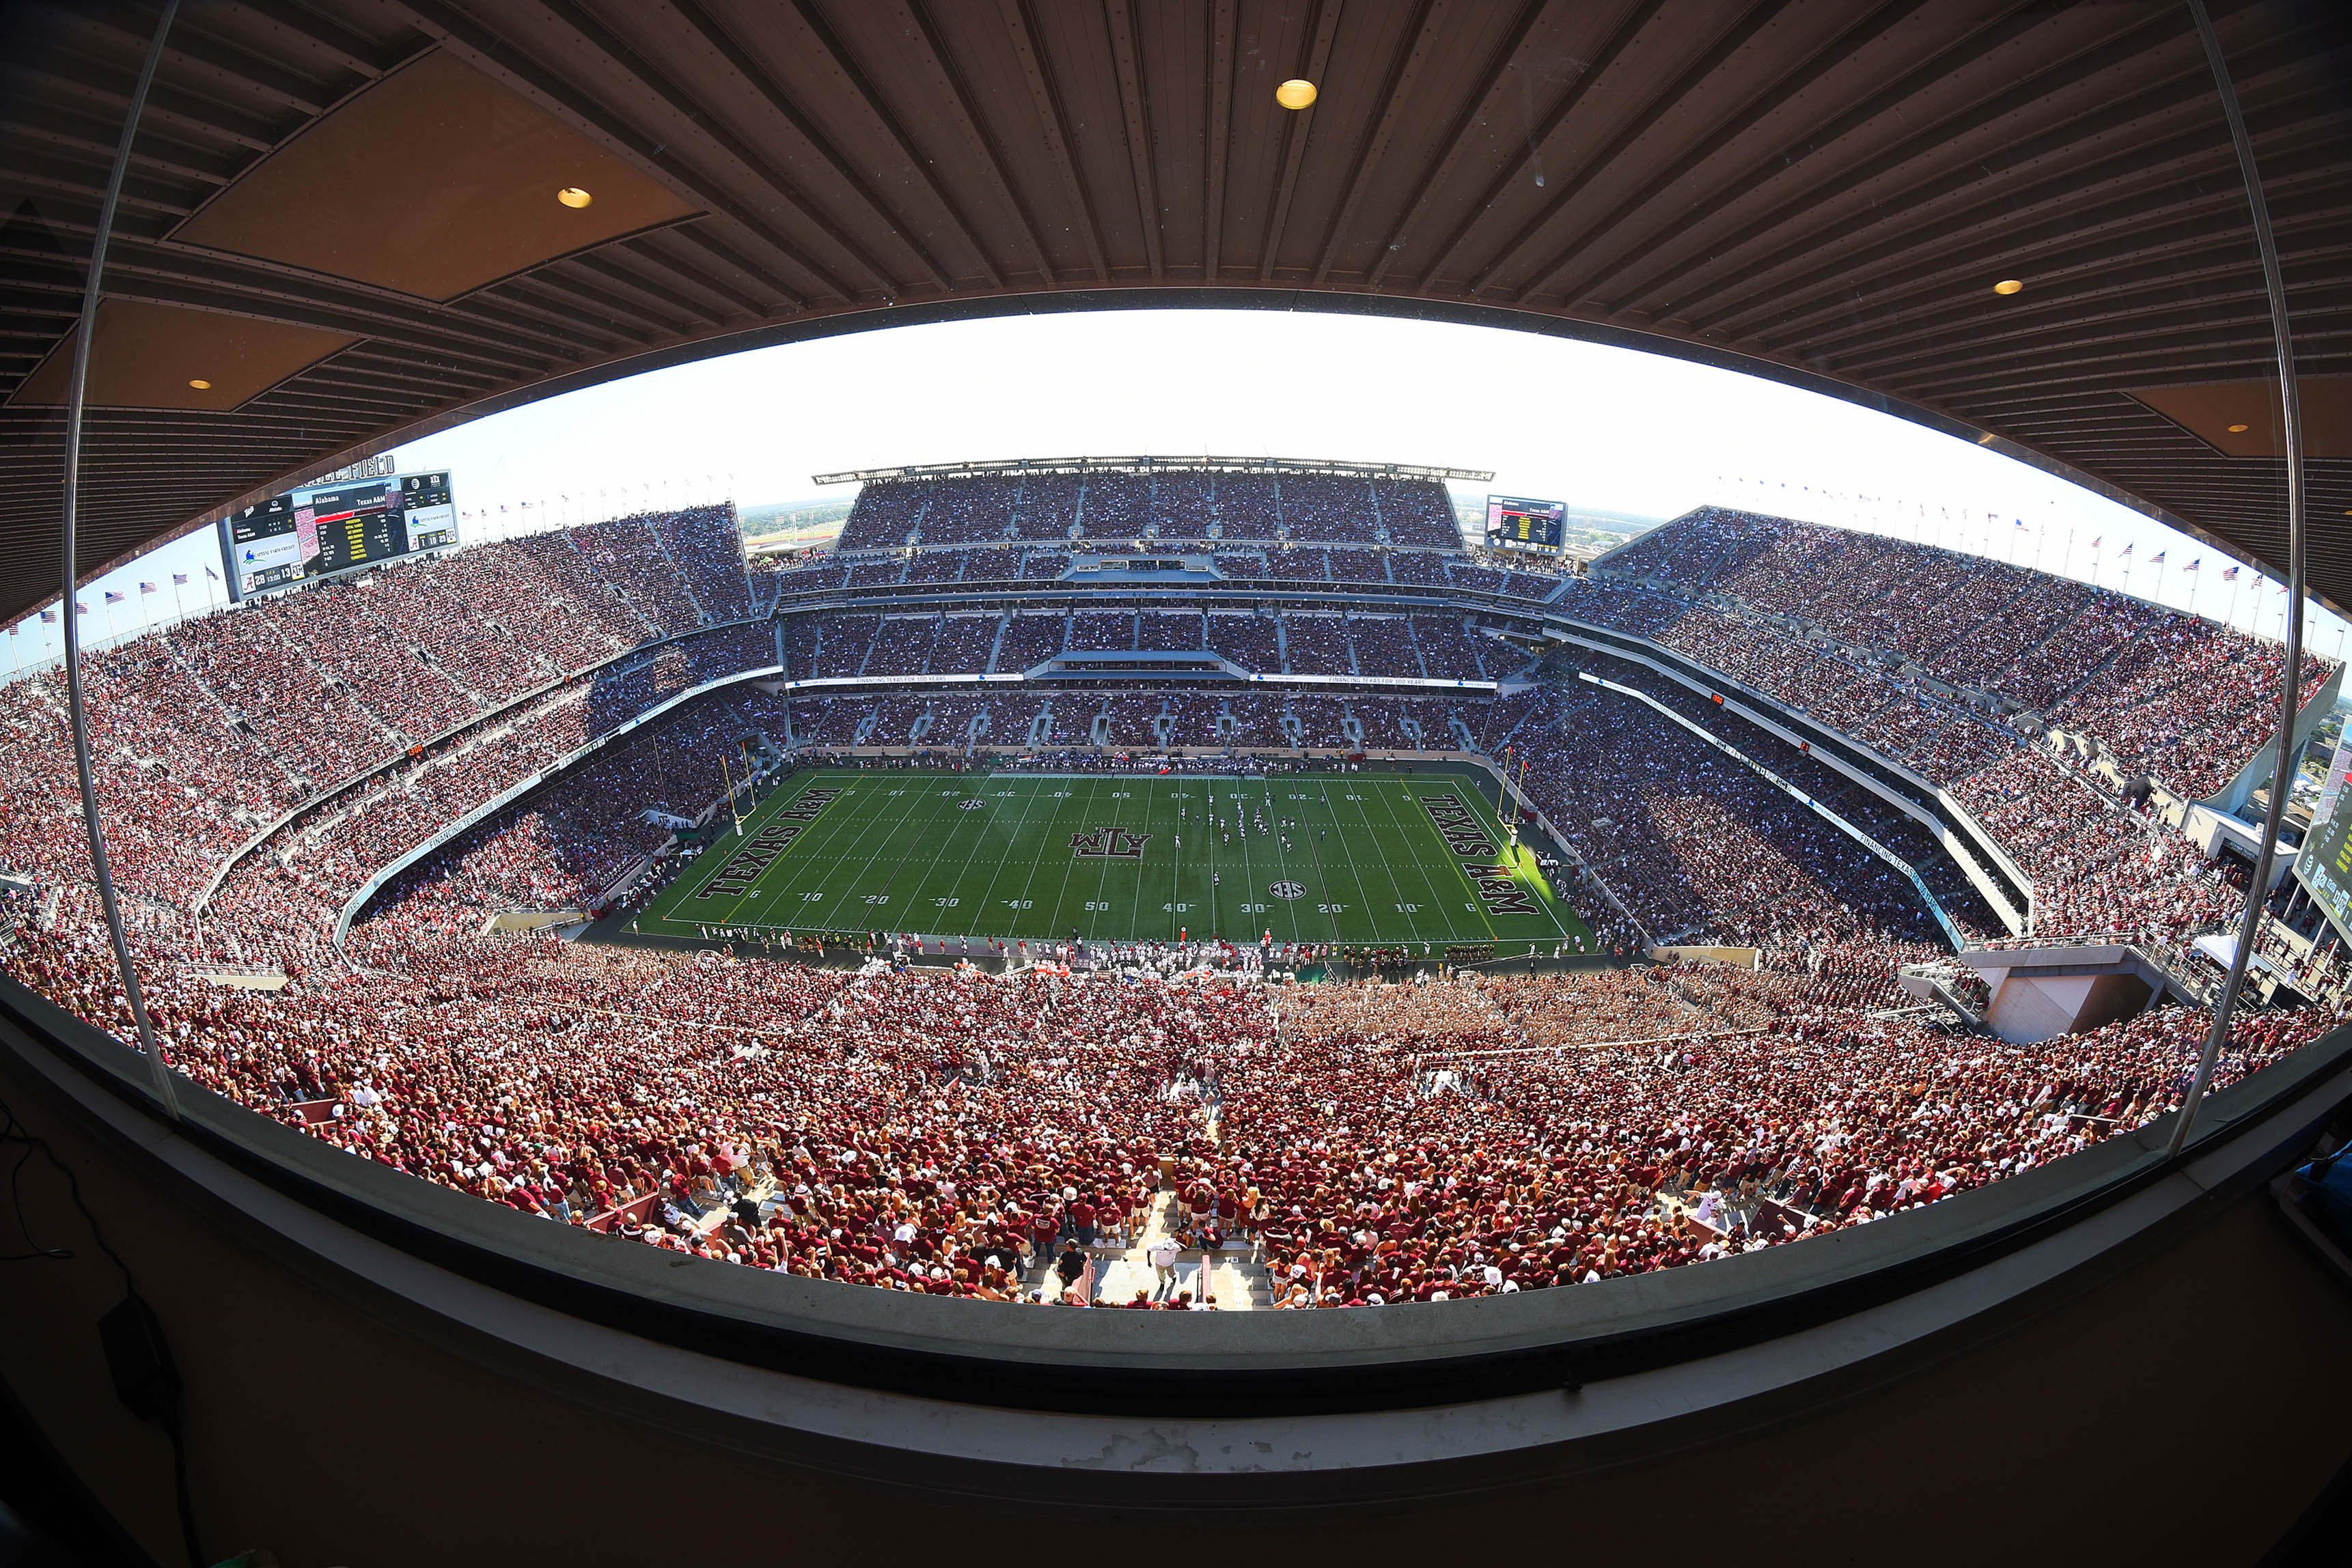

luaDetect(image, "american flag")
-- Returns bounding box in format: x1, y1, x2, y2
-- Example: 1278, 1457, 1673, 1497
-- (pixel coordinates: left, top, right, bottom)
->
172, 572, 189, 585
138, 580, 156, 594
103, 589, 124, 603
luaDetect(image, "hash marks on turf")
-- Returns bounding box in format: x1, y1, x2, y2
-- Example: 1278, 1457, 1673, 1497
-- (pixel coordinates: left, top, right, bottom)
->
632, 768, 1592, 951
1366, 779, 1482, 947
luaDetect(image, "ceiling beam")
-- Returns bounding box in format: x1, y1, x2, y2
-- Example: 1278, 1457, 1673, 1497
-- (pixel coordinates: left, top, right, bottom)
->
1467, 0, 1801, 298
1511, 0, 1942, 306
1000, 0, 1109, 283
665, 0, 967, 294
1255, 0, 1344, 283
1309, 0, 1443, 286
1401, 0, 1666, 292
1101, 0, 1164, 283
1202, 0, 1234, 280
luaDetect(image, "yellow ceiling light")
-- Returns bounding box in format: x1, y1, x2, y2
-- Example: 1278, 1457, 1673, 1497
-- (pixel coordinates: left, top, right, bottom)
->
186, 378, 211, 390
556, 186, 593, 208
1275, 79, 1318, 111
1993, 279, 2024, 296
2228, 423, 2250, 433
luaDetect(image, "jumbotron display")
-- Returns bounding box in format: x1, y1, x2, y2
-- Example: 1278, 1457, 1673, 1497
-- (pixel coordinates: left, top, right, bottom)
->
219, 464, 459, 601
2296, 734, 2352, 944
1486, 494, 1566, 551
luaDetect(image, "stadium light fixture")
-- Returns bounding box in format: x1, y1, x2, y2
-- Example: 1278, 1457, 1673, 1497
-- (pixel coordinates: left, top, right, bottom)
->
187, 378, 210, 389
1992, 279, 2023, 295
557, 186, 594, 208
1276, 79, 1318, 111
2227, 423, 2250, 432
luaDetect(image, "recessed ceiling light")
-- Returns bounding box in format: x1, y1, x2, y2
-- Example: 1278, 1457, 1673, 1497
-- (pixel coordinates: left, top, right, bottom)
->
2228, 423, 2250, 433
187, 378, 211, 390
1275, 79, 1318, 111
1993, 279, 2023, 296
557, 186, 593, 208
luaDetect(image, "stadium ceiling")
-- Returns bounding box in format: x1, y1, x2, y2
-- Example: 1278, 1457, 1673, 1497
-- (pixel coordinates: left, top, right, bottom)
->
1, 0, 2348, 628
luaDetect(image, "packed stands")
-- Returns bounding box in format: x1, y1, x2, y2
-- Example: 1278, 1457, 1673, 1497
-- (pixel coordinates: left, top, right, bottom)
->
9, 459, 2343, 1328
1590, 508, 2335, 801
8, 894, 2330, 1310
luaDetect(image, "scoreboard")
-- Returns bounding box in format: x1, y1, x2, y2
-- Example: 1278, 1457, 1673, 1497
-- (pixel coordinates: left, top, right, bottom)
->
2294, 731, 2352, 944
1486, 494, 1568, 552
219, 464, 459, 601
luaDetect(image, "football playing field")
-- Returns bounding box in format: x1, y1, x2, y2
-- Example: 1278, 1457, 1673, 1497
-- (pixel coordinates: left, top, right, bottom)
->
628, 768, 1588, 955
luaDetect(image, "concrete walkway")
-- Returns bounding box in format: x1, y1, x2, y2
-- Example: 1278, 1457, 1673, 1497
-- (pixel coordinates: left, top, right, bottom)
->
1043, 1190, 1274, 1310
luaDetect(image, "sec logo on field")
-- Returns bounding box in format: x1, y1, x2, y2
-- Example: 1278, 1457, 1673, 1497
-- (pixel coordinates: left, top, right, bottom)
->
1269, 881, 1306, 901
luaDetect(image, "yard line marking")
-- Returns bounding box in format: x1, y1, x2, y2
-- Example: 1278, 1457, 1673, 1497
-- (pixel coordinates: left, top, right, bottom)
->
1297, 779, 1348, 946
969, 770, 1052, 939
805, 774, 928, 933
749, 772, 895, 933
1322, 779, 1385, 944
1368, 779, 1479, 947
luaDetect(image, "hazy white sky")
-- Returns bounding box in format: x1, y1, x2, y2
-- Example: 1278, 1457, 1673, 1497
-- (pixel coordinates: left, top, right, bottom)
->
10, 307, 2337, 670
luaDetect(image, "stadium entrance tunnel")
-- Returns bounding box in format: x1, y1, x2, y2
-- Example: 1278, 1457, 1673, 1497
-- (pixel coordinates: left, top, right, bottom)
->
1952, 945, 2204, 1045
7, 973, 2352, 1557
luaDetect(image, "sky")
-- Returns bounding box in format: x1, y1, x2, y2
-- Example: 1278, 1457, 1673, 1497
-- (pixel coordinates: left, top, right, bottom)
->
9, 307, 2339, 673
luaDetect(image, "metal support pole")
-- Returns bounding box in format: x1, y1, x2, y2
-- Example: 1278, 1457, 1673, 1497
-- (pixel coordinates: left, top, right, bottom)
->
2168, 0, 2306, 1159
60, 0, 182, 1120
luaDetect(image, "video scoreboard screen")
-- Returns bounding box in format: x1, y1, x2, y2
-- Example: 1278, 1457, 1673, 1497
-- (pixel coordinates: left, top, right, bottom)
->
2294, 732, 2352, 944
1486, 494, 1567, 552
219, 465, 459, 601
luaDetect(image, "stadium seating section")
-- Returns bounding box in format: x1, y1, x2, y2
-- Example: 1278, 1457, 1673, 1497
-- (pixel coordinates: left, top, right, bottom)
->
4, 477, 2340, 1316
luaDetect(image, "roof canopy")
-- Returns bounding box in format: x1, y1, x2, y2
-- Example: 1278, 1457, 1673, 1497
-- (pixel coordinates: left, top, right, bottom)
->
2, 1, 2345, 624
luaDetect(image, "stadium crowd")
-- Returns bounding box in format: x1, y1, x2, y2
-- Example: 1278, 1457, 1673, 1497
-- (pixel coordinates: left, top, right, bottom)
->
5, 475, 2342, 1317
6, 907, 2332, 1308
1589, 508, 2336, 800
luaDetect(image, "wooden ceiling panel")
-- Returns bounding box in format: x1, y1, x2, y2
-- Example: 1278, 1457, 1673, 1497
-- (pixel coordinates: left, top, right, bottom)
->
2131, 378, 2352, 459
0, 0, 2347, 627
10, 296, 357, 409
172, 50, 699, 300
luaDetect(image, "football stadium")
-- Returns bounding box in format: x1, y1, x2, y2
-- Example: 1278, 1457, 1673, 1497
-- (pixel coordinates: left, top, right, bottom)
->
4, 4, 2352, 1562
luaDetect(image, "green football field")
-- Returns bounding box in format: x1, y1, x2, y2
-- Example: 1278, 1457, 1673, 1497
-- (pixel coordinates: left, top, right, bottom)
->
628, 769, 1589, 955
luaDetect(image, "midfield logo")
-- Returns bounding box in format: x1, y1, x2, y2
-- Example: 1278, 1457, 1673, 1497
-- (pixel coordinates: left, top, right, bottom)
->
1070, 825, 1150, 858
